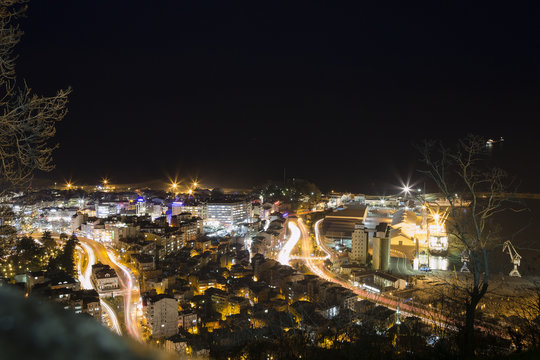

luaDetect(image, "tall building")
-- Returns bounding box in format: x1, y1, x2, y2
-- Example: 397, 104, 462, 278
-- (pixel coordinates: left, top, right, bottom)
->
350, 223, 368, 264
136, 196, 146, 216
206, 201, 250, 227
372, 223, 390, 271
143, 294, 179, 338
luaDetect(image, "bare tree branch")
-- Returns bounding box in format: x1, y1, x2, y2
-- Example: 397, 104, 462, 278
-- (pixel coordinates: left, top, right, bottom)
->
417, 134, 527, 358
0, 0, 71, 194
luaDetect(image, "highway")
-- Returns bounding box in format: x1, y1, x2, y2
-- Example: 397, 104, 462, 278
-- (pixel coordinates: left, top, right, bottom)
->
77, 237, 143, 341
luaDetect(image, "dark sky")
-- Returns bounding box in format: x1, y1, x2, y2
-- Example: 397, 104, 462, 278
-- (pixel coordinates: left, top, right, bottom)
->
16, 1, 540, 192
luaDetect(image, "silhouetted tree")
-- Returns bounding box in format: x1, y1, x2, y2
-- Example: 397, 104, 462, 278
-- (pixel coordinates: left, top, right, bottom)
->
40, 231, 56, 253
0, 0, 70, 194
418, 134, 526, 358
14, 235, 44, 271
47, 234, 78, 277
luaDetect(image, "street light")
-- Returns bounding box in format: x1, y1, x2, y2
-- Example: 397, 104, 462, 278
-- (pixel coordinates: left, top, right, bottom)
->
192, 181, 198, 188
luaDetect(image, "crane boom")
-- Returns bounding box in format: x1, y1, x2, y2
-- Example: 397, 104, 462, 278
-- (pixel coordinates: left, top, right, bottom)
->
502, 240, 522, 277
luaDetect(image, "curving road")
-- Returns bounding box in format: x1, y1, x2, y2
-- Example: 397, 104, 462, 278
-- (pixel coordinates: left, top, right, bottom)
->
76, 242, 122, 335
78, 237, 143, 341
313, 218, 333, 259
278, 221, 301, 265
100, 298, 122, 335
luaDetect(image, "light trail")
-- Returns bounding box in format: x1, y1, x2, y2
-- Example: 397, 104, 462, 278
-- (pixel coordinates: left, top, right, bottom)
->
101, 298, 122, 335
294, 220, 448, 326
77, 237, 142, 341
77, 242, 95, 290
290, 255, 328, 261
313, 218, 332, 260
295, 220, 505, 335
77, 240, 122, 335
105, 246, 142, 342
277, 221, 301, 265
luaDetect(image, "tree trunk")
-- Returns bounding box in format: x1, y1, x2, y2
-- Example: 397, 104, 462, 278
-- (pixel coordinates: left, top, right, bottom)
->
461, 285, 487, 359
462, 300, 477, 358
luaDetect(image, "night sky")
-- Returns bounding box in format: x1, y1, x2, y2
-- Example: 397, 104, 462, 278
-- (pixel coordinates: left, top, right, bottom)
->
16, 1, 540, 192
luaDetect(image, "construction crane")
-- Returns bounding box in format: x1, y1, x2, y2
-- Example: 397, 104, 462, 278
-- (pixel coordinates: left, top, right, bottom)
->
502, 240, 522, 277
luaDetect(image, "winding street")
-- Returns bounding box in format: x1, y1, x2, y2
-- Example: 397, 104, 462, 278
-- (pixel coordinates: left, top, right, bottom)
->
77, 237, 143, 341
77, 241, 122, 335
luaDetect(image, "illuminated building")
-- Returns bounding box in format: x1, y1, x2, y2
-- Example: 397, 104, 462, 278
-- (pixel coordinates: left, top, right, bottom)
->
95, 204, 116, 218
178, 311, 198, 331
427, 212, 448, 255
350, 224, 369, 264
70, 212, 86, 233
390, 209, 418, 246
136, 196, 146, 216
131, 254, 155, 271
90, 264, 119, 292
169, 216, 204, 240
143, 294, 179, 338
69, 290, 102, 320
160, 233, 184, 255
321, 206, 368, 250
206, 201, 250, 227
38, 206, 78, 233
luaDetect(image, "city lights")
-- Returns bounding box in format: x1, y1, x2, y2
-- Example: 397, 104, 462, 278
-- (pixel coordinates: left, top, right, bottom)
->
2, 1, 535, 357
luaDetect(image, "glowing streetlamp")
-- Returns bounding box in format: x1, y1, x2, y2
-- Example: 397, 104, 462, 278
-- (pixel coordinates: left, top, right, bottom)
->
192, 181, 198, 188
66, 182, 72, 190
